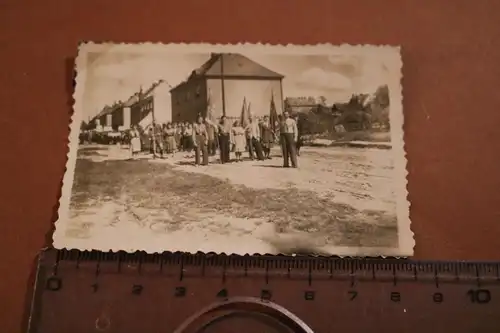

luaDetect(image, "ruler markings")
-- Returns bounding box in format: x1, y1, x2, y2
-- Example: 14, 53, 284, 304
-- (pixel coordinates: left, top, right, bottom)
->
30, 250, 500, 333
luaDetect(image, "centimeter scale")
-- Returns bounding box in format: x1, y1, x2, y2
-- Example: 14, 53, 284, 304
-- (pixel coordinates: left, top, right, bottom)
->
28, 249, 500, 333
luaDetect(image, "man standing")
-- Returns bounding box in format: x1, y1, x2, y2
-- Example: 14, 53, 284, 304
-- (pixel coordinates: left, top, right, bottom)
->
280, 111, 298, 168
245, 116, 265, 160
204, 118, 217, 156
217, 115, 232, 163
294, 114, 304, 156
192, 115, 209, 166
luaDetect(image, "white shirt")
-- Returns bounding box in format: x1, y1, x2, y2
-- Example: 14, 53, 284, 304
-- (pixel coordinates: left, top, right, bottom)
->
283, 118, 298, 142
246, 121, 260, 139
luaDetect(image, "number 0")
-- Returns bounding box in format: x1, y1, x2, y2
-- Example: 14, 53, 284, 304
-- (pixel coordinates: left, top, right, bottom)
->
467, 289, 491, 304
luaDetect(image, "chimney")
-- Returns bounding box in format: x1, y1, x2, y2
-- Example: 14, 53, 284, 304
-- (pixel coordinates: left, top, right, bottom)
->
210, 52, 224, 59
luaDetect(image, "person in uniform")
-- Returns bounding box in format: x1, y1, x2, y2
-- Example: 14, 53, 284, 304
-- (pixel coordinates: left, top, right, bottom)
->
192, 115, 209, 166
217, 115, 232, 164
280, 111, 298, 168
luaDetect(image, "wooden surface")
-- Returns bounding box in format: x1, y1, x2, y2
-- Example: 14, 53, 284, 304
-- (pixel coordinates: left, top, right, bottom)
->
1, 1, 499, 332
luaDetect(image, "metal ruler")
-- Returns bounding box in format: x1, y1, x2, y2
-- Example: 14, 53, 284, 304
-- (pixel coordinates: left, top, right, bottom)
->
27, 249, 500, 333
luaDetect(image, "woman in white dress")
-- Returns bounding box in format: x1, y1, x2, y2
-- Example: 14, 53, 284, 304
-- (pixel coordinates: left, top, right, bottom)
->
129, 125, 142, 159
231, 120, 246, 162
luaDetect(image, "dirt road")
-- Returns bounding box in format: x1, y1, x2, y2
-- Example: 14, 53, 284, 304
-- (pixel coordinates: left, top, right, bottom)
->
63, 144, 398, 255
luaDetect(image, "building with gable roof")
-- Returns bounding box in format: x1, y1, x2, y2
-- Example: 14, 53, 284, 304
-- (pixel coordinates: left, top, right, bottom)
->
113, 79, 172, 131
88, 103, 123, 132
170, 53, 284, 122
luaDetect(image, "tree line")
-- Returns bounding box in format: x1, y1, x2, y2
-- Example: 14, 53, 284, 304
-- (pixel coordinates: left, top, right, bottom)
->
288, 85, 391, 135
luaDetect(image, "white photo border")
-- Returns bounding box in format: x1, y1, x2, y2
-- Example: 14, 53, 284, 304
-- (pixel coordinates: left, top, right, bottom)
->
52, 42, 413, 257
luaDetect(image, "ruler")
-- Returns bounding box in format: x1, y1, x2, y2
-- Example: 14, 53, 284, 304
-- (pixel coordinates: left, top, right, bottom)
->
27, 249, 500, 333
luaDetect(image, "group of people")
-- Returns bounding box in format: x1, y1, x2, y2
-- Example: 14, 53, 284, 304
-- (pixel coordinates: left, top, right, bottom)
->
128, 111, 302, 168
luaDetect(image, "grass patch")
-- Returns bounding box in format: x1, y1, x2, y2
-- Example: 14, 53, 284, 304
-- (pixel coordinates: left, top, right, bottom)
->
71, 158, 398, 248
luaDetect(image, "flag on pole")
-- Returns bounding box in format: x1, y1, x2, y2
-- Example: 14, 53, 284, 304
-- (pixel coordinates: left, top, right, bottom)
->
269, 91, 279, 133
206, 88, 216, 124
247, 102, 253, 119
240, 97, 250, 128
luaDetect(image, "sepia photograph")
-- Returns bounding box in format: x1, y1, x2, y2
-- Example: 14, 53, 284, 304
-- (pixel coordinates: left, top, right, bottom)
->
53, 43, 412, 256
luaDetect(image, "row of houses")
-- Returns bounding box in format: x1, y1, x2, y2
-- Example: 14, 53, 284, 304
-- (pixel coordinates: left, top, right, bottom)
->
87, 80, 170, 132
86, 62, 389, 138
85, 52, 385, 134
86, 53, 287, 132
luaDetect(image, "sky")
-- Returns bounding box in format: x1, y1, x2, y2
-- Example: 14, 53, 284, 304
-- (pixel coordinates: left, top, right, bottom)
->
81, 49, 390, 121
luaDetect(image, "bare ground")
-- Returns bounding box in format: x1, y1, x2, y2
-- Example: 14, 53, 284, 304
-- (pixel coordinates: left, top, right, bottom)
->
63, 145, 398, 255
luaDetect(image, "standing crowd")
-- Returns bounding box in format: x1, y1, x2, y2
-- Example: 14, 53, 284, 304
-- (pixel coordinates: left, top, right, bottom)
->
127, 111, 303, 168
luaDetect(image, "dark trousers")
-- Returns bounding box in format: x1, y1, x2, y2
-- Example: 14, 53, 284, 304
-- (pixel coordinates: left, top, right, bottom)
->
281, 133, 298, 168
247, 137, 265, 160
207, 139, 216, 155
296, 136, 303, 155
194, 135, 208, 165
219, 134, 230, 163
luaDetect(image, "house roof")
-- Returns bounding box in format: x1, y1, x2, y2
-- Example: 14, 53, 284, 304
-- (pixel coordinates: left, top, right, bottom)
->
123, 94, 140, 107
171, 53, 284, 91
90, 80, 168, 122
122, 80, 167, 107
93, 102, 122, 121
95, 106, 113, 118
143, 79, 166, 96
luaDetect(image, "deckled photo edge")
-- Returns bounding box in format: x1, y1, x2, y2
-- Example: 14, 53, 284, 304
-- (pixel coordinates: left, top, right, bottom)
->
52, 42, 412, 257
385, 48, 414, 257
52, 42, 90, 249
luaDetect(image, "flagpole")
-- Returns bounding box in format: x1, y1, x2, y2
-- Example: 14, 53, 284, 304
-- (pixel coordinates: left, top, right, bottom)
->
220, 54, 227, 117
151, 97, 157, 159
279, 79, 285, 114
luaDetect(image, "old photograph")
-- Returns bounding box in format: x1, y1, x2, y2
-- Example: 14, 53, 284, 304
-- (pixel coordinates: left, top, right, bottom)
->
53, 42, 413, 256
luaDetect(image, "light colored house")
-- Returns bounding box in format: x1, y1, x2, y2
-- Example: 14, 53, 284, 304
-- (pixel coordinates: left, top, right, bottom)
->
88, 104, 122, 132
118, 80, 172, 130
170, 53, 284, 122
